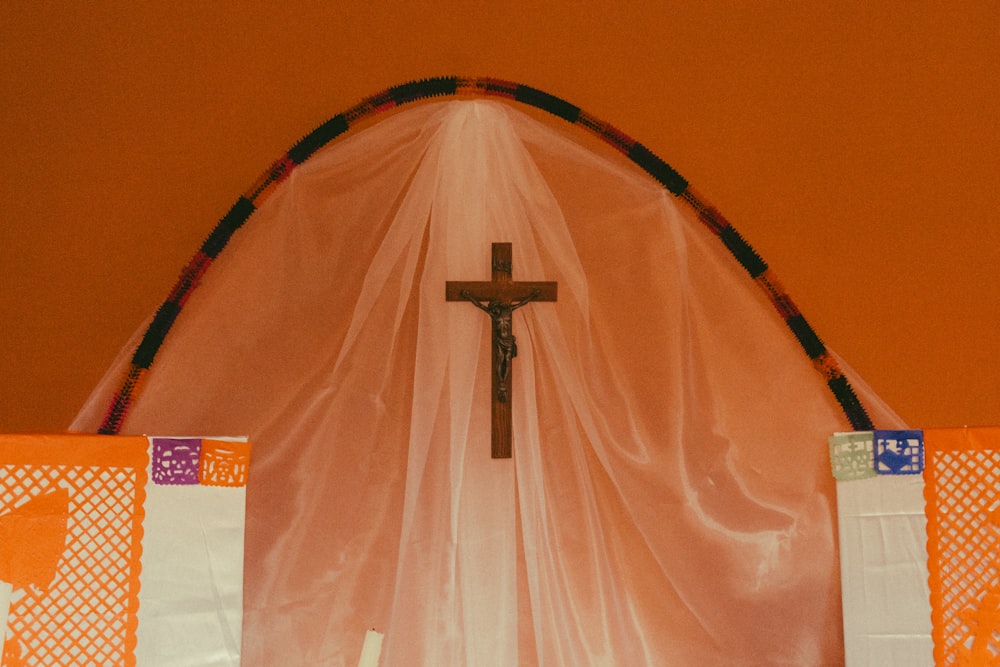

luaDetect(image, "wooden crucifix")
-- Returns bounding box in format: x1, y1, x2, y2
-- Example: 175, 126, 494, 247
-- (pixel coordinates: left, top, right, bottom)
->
446, 243, 557, 458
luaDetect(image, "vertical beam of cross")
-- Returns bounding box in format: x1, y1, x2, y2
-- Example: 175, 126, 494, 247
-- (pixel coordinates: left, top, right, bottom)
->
445, 243, 557, 458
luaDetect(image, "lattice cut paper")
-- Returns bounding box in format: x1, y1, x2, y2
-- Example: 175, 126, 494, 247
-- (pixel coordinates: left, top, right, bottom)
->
829, 431, 876, 481
0, 434, 147, 667
924, 427, 1000, 666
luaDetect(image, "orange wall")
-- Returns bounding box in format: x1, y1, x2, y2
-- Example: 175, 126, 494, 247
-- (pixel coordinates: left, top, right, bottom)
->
1, 2, 996, 432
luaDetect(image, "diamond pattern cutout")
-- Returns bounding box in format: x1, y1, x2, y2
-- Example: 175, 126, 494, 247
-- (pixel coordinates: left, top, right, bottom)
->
0, 437, 146, 666
925, 430, 1000, 665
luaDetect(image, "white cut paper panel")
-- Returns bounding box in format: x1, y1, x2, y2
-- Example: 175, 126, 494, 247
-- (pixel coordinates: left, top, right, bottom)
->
135, 436, 247, 666
834, 433, 932, 666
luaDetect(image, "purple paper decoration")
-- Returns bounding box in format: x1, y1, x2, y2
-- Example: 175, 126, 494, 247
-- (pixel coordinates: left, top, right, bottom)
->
151, 438, 203, 485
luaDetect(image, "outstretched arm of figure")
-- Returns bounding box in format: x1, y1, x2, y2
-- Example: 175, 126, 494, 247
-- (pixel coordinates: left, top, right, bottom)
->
509, 290, 541, 311
459, 290, 493, 314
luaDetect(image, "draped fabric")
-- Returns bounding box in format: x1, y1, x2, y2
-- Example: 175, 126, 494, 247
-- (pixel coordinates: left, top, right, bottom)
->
73, 99, 903, 665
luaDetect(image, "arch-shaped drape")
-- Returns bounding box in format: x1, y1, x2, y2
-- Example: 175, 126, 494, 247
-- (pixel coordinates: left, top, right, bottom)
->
74, 82, 903, 665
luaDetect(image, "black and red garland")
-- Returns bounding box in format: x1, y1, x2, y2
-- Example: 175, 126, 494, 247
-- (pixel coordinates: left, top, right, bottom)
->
98, 76, 873, 434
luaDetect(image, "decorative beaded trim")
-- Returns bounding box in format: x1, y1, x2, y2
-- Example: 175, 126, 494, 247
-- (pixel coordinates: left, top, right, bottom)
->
98, 76, 873, 434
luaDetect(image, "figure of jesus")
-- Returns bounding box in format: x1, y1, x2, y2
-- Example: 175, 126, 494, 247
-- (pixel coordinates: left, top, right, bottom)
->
459, 289, 540, 403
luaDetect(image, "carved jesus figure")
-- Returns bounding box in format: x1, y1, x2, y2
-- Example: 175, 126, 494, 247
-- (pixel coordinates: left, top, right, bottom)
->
460, 289, 540, 403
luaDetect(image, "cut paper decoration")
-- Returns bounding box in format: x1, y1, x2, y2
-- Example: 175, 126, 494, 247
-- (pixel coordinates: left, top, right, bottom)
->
198, 439, 251, 487
830, 430, 923, 480
0, 488, 70, 667
0, 434, 248, 666
0, 434, 147, 666
152, 437, 202, 485
830, 431, 933, 666
72, 79, 907, 664
874, 429, 924, 475
924, 427, 1000, 666
150, 437, 252, 488
829, 431, 877, 481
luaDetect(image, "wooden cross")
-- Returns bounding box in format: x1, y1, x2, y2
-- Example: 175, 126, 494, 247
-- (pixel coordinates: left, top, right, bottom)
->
446, 243, 557, 458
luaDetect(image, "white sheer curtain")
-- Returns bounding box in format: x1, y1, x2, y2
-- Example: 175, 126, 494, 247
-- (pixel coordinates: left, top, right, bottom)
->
74, 100, 903, 665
